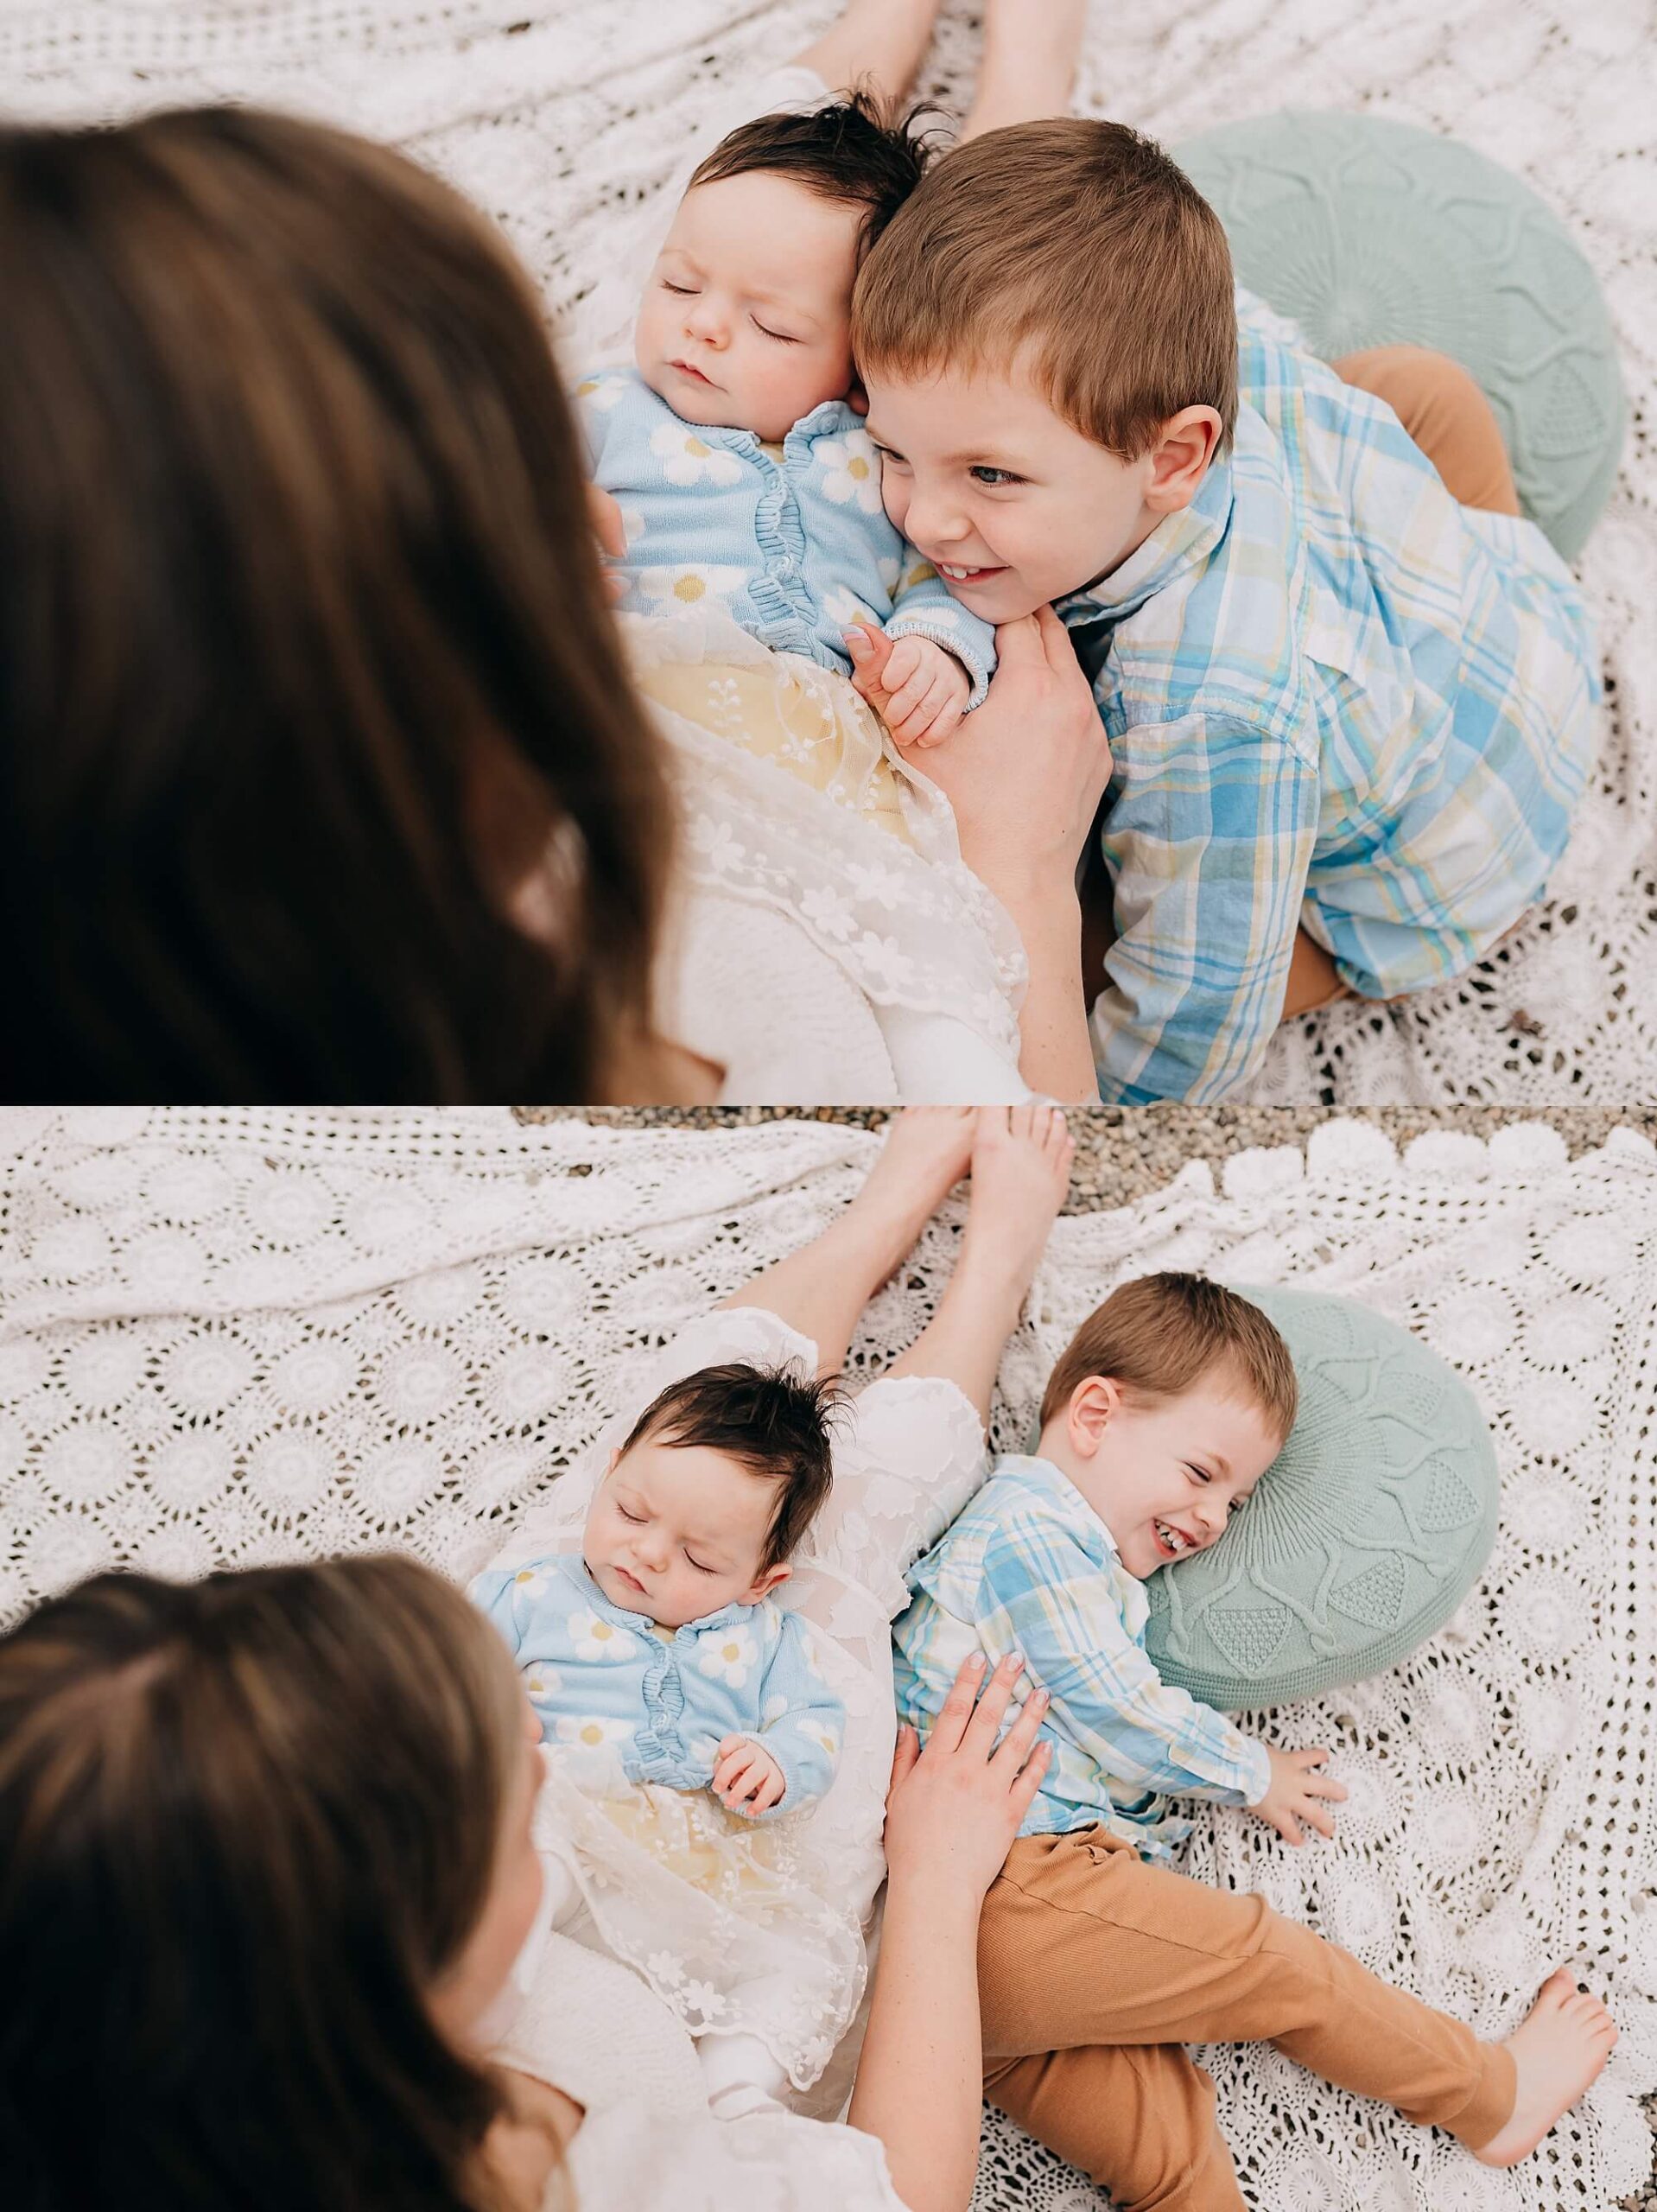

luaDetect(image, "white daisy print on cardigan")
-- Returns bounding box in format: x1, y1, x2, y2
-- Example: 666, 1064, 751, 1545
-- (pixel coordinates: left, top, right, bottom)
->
638, 563, 747, 607
696, 1622, 761, 1688
566, 1607, 638, 1662
649, 423, 744, 486
816, 430, 884, 514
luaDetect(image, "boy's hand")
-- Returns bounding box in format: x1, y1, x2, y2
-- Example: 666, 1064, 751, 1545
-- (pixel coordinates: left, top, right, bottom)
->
846, 626, 969, 749
713, 1735, 787, 1817
1248, 1745, 1347, 1846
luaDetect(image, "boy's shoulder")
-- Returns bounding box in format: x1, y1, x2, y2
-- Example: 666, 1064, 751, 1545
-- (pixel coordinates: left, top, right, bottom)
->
962, 1455, 1101, 1549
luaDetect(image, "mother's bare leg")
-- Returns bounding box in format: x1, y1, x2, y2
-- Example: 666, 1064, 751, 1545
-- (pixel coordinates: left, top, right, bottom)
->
960, 0, 1089, 140
885, 1106, 1074, 1427
717, 1109, 975, 1376
794, 0, 946, 105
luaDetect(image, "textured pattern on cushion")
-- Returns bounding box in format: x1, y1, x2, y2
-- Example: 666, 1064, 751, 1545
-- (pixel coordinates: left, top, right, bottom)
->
1145, 1284, 1500, 1709
1176, 110, 1622, 561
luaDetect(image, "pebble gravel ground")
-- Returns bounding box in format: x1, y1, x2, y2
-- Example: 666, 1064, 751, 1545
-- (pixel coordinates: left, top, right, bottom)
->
519, 1102, 1657, 2201
520, 1103, 1657, 1209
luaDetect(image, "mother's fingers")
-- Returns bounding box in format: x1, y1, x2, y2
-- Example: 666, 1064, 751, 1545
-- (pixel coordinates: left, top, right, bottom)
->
927, 1651, 990, 1753
887, 1723, 921, 1798
1033, 601, 1082, 673
957, 1651, 1027, 1758
990, 1681, 1050, 1778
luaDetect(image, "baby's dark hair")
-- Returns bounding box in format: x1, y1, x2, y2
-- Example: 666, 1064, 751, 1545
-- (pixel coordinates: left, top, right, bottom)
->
619, 1362, 841, 1571
688, 88, 943, 263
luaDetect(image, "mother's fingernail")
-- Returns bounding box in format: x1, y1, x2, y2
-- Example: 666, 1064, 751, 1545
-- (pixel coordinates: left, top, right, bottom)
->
966, 1650, 986, 1670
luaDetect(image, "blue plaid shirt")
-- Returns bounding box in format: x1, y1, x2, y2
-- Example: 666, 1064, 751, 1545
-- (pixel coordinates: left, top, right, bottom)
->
1060, 292, 1600, 1104
892, 1457, 1270, 1858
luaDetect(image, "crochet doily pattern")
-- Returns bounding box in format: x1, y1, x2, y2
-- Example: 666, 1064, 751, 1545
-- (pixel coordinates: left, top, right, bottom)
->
2, 0, 1649, 1104
0, 1105, 1653, 2210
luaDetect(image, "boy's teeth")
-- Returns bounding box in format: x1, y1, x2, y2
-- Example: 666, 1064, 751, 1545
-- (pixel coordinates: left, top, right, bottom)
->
1156, 1520, 1192, 1554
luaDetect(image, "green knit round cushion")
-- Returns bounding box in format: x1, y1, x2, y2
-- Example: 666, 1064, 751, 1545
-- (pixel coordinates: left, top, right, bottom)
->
1174, 110, 1622, 561
1143, 1286, 1500, 1711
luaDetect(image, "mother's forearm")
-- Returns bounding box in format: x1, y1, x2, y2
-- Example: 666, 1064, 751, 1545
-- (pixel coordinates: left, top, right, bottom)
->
1001, 885, 1097, 1103
846, 1871, 987, 2212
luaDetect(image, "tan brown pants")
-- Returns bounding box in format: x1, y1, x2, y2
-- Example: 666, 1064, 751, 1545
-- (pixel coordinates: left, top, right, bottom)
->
979, 1827, 1516, 2212
1279, 345, 1522, 1016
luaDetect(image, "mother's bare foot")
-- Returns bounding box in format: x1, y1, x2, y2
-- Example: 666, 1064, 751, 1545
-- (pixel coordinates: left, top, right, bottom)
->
1473, 1970, 1618, 2167
961, 1106, 1074, 1297
845, 1109, 975, 1262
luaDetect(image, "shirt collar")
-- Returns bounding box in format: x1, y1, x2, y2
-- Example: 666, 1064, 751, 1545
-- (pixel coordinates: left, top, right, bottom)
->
1057, 448, 1235, 630
1006, 1454, 1123, 1560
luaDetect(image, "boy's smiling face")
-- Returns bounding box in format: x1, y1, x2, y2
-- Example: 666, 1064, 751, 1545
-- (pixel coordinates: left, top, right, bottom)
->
863, 354, 1218, 620
1038, 1367, 1285, 1581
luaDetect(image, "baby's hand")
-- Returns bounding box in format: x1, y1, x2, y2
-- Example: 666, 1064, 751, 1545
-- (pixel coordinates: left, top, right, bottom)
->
847, 626, 970, 749
1248, 1745, 1347, 1846
713, 1735, 787, 1818
586, 482, 628, 602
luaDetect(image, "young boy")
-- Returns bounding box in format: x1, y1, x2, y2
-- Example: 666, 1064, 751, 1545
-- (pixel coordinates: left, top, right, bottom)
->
891, 1273, 1618, 2206
848, 109, 1601, 1103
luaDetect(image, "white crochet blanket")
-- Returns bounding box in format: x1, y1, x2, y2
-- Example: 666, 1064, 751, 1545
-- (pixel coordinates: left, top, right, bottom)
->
0, 1103, 1654, 2210
3, 0, 1650, 1104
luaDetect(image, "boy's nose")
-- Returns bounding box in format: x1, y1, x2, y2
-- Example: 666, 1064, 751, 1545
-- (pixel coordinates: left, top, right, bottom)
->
904, 494, 968, 553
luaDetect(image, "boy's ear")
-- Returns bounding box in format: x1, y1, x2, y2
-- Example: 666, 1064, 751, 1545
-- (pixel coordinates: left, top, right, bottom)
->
1143, 406, 1223, 516
606, 1446, 620, 1474
1067, 1376, 1121, 1459
745, 1561, 792, 1604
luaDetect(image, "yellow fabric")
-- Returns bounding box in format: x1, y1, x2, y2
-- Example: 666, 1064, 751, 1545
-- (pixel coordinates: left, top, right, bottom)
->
634, 652, 917, 850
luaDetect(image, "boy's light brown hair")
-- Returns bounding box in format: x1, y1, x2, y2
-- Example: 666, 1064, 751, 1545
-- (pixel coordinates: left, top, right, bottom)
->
1038, 1273, 1298, 1439
853, 118, 1237, 460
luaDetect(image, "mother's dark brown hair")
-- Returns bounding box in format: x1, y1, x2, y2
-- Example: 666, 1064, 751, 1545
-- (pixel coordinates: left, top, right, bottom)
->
0, 1559, 534, 2211
0, 106, 674, 1103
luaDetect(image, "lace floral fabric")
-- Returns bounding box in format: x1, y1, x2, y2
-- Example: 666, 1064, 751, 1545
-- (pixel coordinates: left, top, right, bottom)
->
1, 1106, 1653, 2208
627, 607, 1027, 1076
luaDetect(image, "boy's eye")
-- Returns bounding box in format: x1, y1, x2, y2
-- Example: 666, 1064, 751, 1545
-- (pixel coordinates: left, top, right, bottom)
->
1228, 1496, 1248, 1517
662, 280, 696, 296
684, 1552, 717, 1574
752, 319, 799, 344
1185, 1464, 1211, 1485
617, 1504, 644, 1523
969, 466, 1022, 486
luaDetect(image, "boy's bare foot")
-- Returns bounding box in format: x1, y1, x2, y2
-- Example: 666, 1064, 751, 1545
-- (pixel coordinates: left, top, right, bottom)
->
960, 1105, 1074, 1299
1473, 1970, 1618, 2167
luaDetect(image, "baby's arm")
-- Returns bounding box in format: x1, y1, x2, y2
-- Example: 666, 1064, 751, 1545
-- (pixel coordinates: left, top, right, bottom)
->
885, 556, 997, 708
712, 1614, 846, 1821
468, 1565, 534, 1657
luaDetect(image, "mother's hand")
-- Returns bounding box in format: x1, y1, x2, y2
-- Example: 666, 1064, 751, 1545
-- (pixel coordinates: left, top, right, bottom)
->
883, 1652, 1051, 1902
854, 609, 1109, 903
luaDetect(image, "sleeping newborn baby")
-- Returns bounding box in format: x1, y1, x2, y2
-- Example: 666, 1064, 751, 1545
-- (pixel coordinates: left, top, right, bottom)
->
573, 92, 1028, 1101
473, 1360, 862, 2120
576, 91, 994, 754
